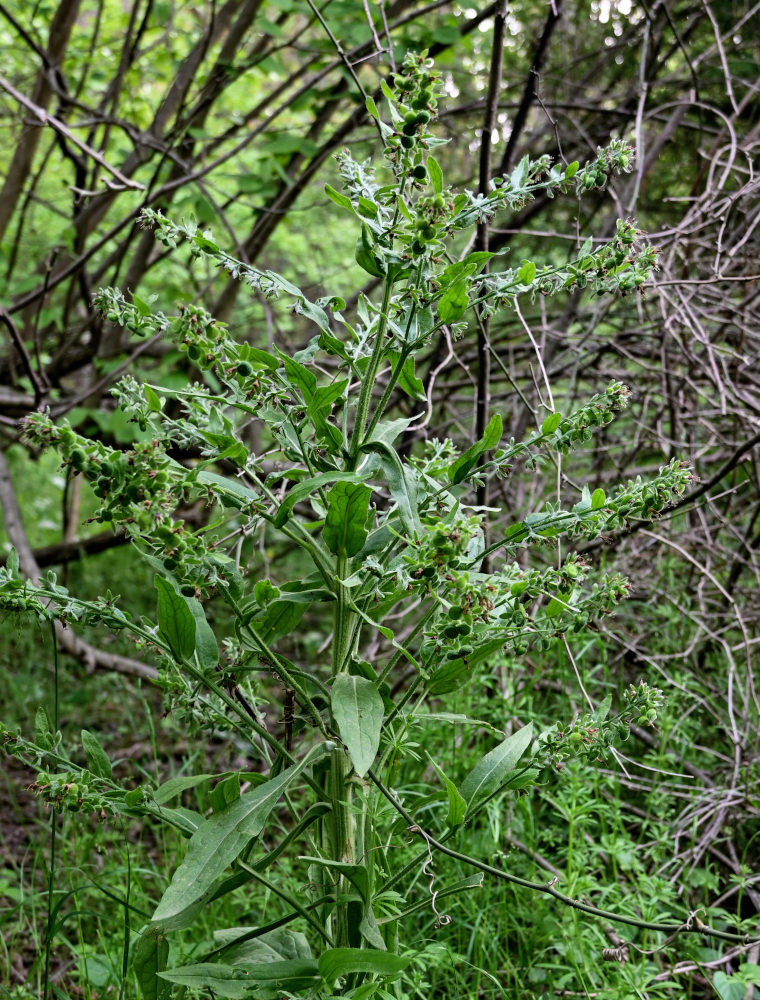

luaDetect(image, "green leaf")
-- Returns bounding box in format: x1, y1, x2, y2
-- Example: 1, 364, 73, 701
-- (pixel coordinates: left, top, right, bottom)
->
591, 487, 606, 510
713, 972, 746, 1000
380, 79, 395, 103
565, 160, 579, 178
144, 385, 162, 412
155, 576, 196, 662
517, 260, 536, 284
331, 675, 384, 778
318, 948, 409, 986
324, 184, 353, 211
324, 482, 372, 558
363, 442, 421, 537
429, 757, 466, 828
152, 744, 330, 927
133, 925, 170, 1000
273, 471, 371, 528
428, 637, 505, 695
448, 413, 502, 484
153, 773, 215, 805
365, 95, 380, 120
428, 155, 443, 194
132, 293, 151, 316
358, 197, 378, 219
387, 351, 426, 401
254, 600, 307, 643
459, 723, 533, 805
541, 411, 562, 434
81, 729, 112, 779
545, 590, 572, 617
355, 225, 385, 277
158, 960, 319, 998
35, 706, 53, 749
185, 595, 219, 669
437, 279, 469, 323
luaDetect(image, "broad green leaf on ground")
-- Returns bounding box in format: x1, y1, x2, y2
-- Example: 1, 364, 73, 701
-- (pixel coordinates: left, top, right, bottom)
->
152, 744, 330, 926
323, 482, 372, 558
331, 675, 384, 778
459, 723, 533, 805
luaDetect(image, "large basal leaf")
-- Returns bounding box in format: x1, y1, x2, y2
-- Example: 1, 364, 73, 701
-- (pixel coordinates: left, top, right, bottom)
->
152, 744, 330, 926
318, 948, 409, 986
331, 675, 384, 778
323, 481, 372, 558
459, 723, 533, 806
158, 960, 320, 998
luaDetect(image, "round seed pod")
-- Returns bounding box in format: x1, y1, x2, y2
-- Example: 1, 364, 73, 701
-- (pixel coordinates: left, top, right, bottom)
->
237, 361, 254, 377
402, 121, 418, 137
400, 135, 415, 149
187, 343, 202, 361
412, 164, 427, 180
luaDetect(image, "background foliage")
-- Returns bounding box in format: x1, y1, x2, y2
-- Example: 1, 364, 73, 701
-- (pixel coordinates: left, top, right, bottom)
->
1, 1, 759, 998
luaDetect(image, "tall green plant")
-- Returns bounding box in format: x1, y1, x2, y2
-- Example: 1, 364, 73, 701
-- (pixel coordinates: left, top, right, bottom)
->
1, 52, 715, 998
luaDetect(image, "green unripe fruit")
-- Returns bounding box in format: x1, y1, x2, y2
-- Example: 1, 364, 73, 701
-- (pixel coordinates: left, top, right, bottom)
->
237, 361, 254, 377
421, 566, 437, 579
433, 195, 445, 210
445, 648, 461, 660
447, 606, 464, 620
180, 584, 196, 597
400, 135, 414, 149
570, 731, 584, 745
70, 448, 86, 469
100, 461, 113, 477
456, 621, 472, 637
443, 624, 460, 639
415, 110, 431, 124
402, 121, 418, 137
412, 164, 427, 180
595, 170, 606, 186
411, 239, 425, 254
458, 644, 473, 657
60, 427, 76, 446
403, 110, 418, 125
187, 343, 202, 360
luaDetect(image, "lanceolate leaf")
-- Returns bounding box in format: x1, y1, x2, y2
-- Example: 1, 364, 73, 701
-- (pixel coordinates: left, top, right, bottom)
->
155, 576, 195, 662
81, 730, 112, 779
158, 960, 319, 998
437, 278, 470, 323
459, 723, 533, 805
429, 757, 466, 828
449, 413, 503, 485
363, 441, 421, 537
323, 482, 372, 558
331, 675, 384, 778
318, 948, 409, 986
152, 744, 330, 926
